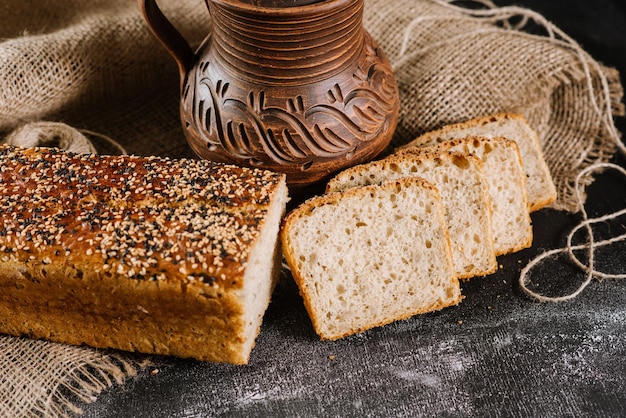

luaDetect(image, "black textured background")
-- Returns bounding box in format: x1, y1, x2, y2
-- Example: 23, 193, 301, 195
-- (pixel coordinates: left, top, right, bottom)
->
84, 1, 626, 416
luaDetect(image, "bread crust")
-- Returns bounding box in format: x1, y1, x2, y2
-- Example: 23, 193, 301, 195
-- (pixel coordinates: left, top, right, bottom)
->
0, 145, 287, 363
405, 113, 529, 148
400, 112, 557, 211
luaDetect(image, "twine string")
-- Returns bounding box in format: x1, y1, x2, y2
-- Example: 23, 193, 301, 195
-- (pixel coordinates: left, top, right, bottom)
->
519, 163, 626, 302
2, 122, 128, 156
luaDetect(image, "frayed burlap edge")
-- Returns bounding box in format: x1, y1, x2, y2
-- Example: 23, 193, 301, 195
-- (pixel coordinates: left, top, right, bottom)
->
365, 0, 625, 212
0, 336, 150, 417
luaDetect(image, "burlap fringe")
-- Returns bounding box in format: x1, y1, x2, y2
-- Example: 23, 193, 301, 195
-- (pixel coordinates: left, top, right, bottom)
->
608, 66, 626, 118
36, 356, 148, 417
0, 336, 150, 417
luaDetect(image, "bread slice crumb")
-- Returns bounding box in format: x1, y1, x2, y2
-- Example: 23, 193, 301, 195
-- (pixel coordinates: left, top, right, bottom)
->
282, 177, 461, 340
396, 136, 533, 255
327, 149, 497, 278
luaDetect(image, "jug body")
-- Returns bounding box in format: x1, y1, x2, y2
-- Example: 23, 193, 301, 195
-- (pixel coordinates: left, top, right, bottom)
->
140, 0, 400, 190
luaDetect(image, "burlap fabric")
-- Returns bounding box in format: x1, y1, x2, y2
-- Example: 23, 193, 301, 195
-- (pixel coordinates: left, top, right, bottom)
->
0, 0, 623, 416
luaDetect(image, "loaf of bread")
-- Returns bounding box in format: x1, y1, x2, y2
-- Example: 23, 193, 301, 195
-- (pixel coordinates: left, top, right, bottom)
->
400, 113, 556, 211
327, 150, 497, 279
0, 145, 288, 364
396, 137, 533, 255
282, 177, 461, 340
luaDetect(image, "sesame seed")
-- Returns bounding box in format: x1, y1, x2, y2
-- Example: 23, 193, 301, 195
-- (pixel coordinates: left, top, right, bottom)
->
0, 144, 284, 288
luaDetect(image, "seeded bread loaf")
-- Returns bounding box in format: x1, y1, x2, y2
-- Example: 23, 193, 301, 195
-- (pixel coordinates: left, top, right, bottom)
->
396, 137, 533, 255
282, 177, 461, 340
400, 113, 556, 211
0, 145, 288, 364
327, 150, 497, 279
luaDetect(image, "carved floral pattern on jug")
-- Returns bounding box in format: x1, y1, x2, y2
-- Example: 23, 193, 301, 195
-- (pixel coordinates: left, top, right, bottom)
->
182, 33, 398, 175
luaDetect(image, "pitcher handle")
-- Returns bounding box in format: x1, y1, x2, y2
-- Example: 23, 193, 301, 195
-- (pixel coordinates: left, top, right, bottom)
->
138, 0, 193, 84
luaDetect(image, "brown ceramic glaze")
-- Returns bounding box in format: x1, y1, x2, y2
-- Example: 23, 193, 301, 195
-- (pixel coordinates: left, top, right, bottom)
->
139, 0, 400, 191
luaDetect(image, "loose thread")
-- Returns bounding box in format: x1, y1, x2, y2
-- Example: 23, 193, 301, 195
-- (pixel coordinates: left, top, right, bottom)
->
78, 128, 128, 155
519, 163, 626, 302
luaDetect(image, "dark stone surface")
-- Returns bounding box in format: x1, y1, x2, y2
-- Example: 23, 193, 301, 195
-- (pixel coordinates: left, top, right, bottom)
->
83, 1, 626, 416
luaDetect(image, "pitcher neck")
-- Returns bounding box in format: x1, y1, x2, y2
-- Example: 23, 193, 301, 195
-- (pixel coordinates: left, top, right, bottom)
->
208, 0, 365, 86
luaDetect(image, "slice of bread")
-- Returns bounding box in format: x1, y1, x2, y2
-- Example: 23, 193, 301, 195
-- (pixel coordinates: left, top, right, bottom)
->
327, 150, 497, 279
281, 177, 461, 340
400, 113, 556, 212
396, 137, 533, 255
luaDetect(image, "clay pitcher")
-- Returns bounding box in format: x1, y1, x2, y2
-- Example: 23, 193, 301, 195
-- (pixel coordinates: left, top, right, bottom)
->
139, 0, 400, 191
